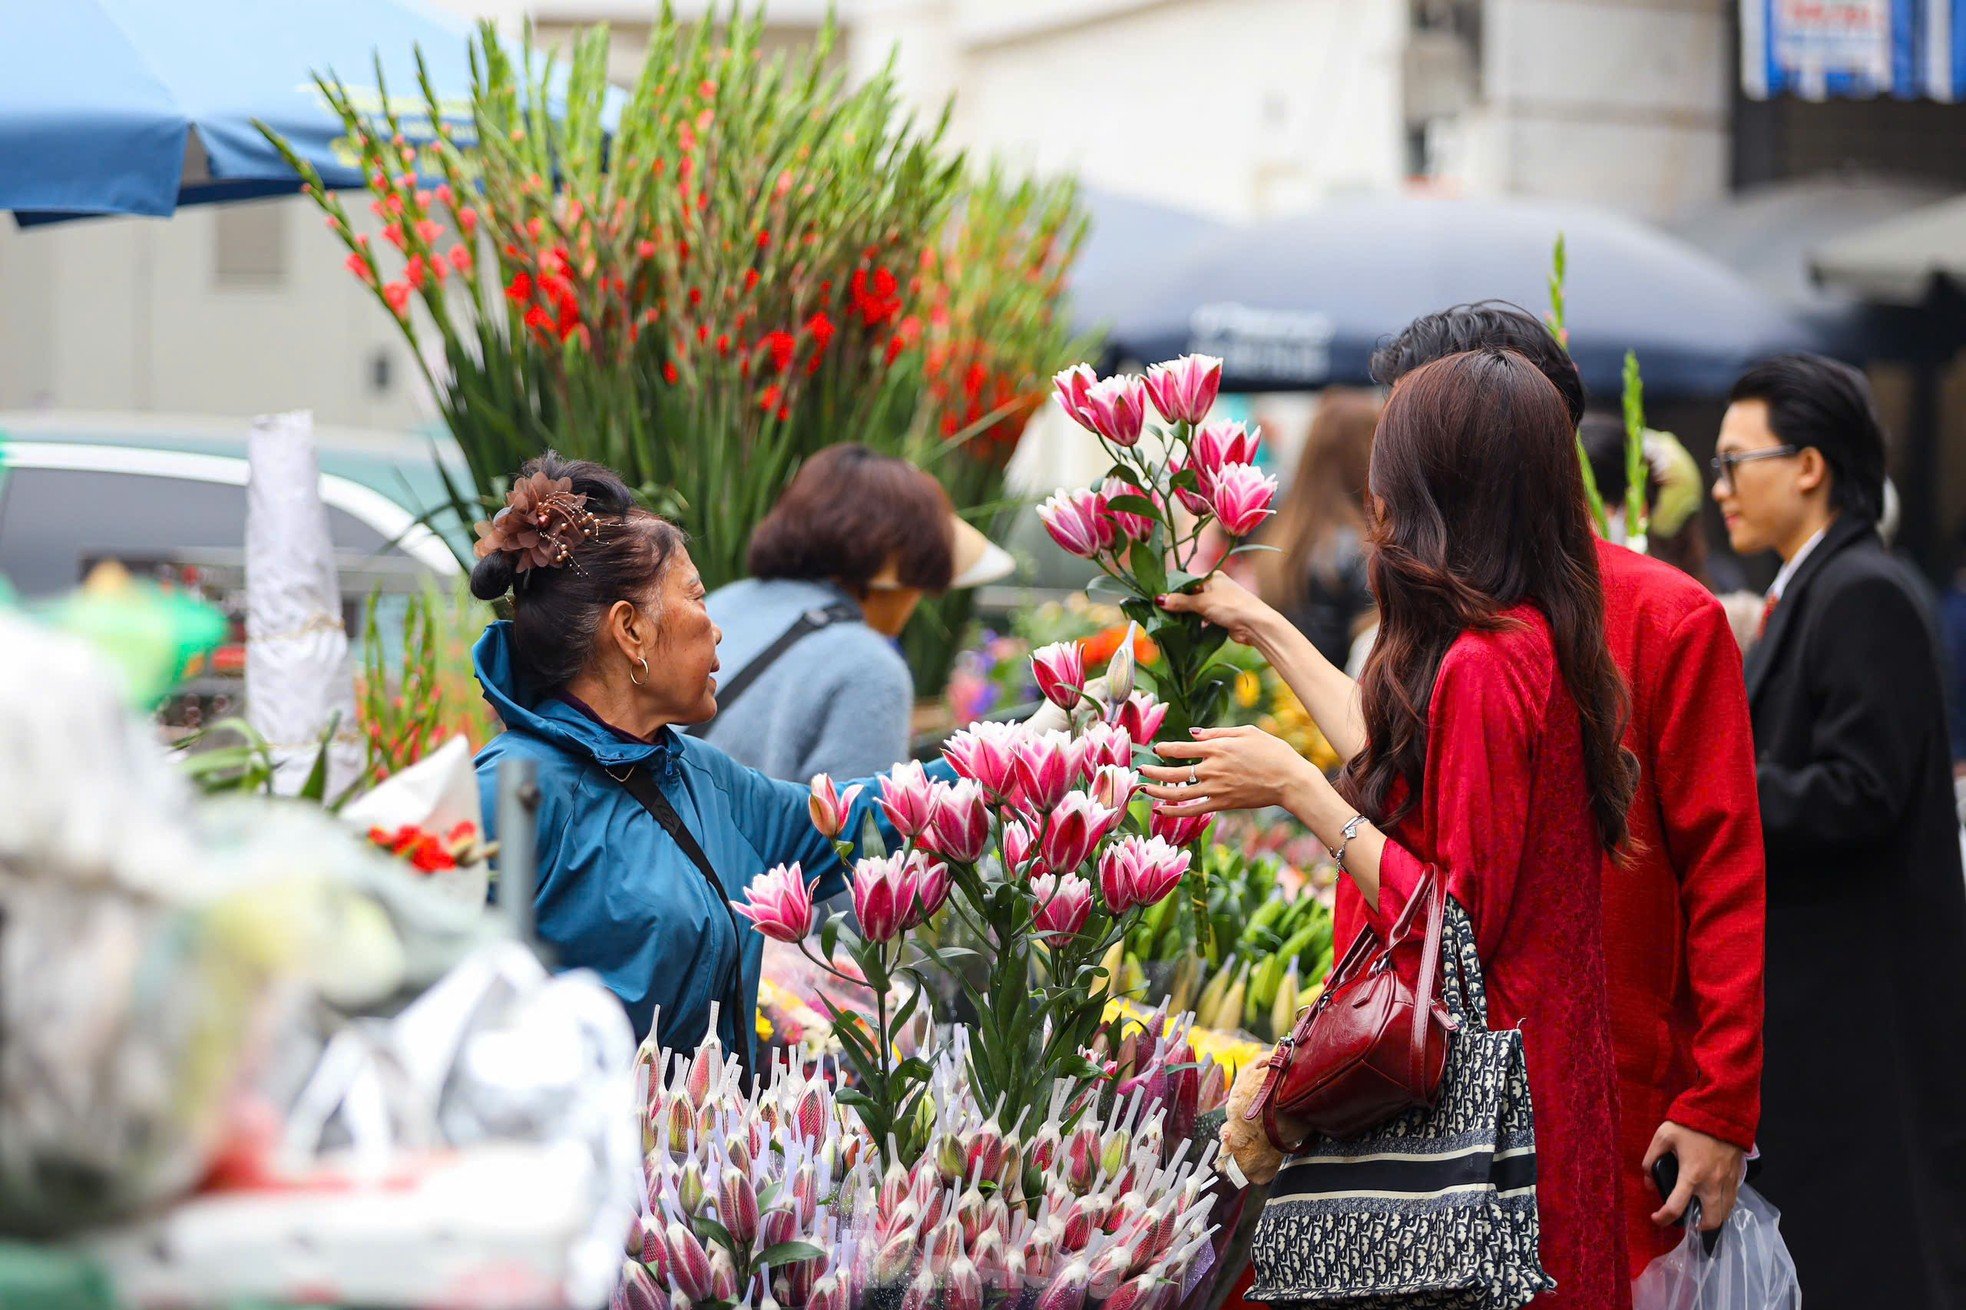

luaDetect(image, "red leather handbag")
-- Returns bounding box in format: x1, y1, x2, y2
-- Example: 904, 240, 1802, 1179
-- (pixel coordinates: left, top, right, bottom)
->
1243, 864, 1459, 1151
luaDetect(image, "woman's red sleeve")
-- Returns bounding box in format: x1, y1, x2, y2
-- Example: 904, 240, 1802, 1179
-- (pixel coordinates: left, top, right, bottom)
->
1366, 638, 1542, 961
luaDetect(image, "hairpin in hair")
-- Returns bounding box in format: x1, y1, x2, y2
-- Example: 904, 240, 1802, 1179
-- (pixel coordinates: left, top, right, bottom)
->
473, 471, 601, 572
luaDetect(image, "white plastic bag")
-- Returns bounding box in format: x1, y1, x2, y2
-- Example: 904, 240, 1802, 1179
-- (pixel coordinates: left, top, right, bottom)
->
1633, 1184, 1802, 1310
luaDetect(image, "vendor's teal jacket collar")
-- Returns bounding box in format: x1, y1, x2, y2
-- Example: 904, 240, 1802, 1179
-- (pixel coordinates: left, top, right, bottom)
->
473, 620, 683, 775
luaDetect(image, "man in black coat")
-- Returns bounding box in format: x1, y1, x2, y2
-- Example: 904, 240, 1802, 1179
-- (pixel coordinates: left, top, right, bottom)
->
1717, 354, 1966, 1309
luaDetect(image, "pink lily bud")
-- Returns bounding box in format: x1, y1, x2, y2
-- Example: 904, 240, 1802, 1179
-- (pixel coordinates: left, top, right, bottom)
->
1042, 792, 1115, 874
1058, 1201, 1094, 1253
1011, 730, 1075, 815
1031, 873, 1094, 945
970, 1229, 1006, 1284
792, 1160, 824, 1222
667, 1291, 692, 1310
1081, 374, 1149, 447
879, 1160, 911, 1216
928, 1215, 967, 1270
964, 1122, 1007, 1184
1208, 462, 1279, 537
953, 1188, 990, 1247
935, 1130, 967, 1182
878, 760, 935, 840
1149, 806, 1212, 847
924, 779, 990, 863
1024, 1226, 1058, 1282
616, 1258, 664, 1310
943, 721, 1020, 796
1036, 1259, 1092, 1310
794, 1085, 829, 1143
1037, 487, 1116, 560
946, 1258, 984, 1310
807, 774, 865, 838
663, 1097, 695, 1156
1142, 353, 1223, 426
873, 1229, 916, 1285
1031, 640, 1088, 711
807, 1275, 843, 1310
901, 1270, 938, 1310
1028, 1122, 1062, 1172
707, 1248, 740, 1302
1197, 1059, 1228, 1112
1106, 1274, 1162, 1310
665, 1221, 714, 1300
1114, 692, 1169, 744
1101, 476, 1158, 543
1002, 818, 1044, 880
1053, 363, 1100, 429
677, 1161, 707, 1213
1188, 419, 1261, 488
760, 1205, 799, 1251
734, 862, 816, 943
626, 1212, 647, 1260
1089, 764, 1138, 815
720, 1169, 760, 1248
1101, 1127, 1134, 1179
1064, 1127, 1099, 1194
1088, 1243, 1136, 1300
850, 853, 910, 943
685, 1049, 715, 1108
1000, 1245, 1030, 1292
881, 1199, 923, 1244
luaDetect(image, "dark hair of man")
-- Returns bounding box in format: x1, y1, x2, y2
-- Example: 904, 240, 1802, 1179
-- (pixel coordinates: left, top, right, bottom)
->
1727, 353, 1886, 525
1370, 300, 1586, 427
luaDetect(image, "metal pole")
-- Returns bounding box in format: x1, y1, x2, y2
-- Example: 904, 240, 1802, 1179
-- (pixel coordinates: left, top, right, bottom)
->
495, 756, 541, 957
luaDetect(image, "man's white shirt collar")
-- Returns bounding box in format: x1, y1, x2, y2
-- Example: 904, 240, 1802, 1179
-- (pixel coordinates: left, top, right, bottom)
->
1770, 524, 1831, 602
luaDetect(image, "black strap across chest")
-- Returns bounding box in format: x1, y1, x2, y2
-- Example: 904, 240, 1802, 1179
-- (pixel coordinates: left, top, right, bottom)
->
685, 600, 859, 735
609, 764, 755, 1090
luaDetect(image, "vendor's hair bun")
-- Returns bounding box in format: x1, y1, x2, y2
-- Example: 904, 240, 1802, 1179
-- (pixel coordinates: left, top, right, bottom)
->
469, 549, 517, 601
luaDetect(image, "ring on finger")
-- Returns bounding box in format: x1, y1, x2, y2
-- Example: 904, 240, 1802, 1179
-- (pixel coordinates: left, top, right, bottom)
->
1187, 764, 1199, 787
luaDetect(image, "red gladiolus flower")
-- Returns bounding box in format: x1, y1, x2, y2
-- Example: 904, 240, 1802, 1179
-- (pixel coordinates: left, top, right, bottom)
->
756, 230, 771, 250
760, 384, 783, 412
382, 281, 412, 317
804, 311, 835, 351
523, 304, 553, 335
743, 268, 760, 291
416, 219, 443, 244
716, 333, 731, 357
636, 239, 657, 259
663, 361, 680, 385
434, 183, 454, 207
762, 330, 797, 372
381, 222, 405, 250
345, 252, 376, 285
448, 245, 473, 274
505, 271, 533, 303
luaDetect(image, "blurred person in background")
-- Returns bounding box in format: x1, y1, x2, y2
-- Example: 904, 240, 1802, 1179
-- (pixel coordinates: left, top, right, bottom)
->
1579, 415, 1712, 588
1250, 388, 1381, 666
703, 444, 999, 782
1369, 303, 1764, 1276
1716, 355, 1966, 1309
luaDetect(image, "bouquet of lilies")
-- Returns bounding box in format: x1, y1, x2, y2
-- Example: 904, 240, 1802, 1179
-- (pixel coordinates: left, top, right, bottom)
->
1037, 355, 1277, 740
732, 642, 1213, 1164
623, 1020, 1224, 1310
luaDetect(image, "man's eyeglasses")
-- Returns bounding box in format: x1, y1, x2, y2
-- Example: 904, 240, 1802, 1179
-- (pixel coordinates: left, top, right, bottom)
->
1710, 445, 1799, 489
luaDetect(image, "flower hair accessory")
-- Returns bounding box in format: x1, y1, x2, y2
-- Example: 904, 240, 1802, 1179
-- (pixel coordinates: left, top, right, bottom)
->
472, 471, 601, 571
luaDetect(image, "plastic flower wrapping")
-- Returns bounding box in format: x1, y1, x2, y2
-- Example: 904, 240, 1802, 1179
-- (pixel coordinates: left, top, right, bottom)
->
624, 1013, 1229, 1310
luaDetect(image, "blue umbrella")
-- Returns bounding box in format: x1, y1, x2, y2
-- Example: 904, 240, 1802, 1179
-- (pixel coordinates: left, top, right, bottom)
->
1098, 195, 1834, 400
0, 0, 479, 223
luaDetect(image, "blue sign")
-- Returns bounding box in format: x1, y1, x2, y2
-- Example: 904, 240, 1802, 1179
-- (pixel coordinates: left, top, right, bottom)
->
1742, 0, 1963, 100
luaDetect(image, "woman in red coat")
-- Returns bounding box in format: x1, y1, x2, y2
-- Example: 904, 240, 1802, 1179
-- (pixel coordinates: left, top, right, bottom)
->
1144, 348, 1639, 1310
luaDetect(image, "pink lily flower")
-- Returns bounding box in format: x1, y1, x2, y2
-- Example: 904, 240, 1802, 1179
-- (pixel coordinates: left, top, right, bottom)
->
733, 862, 816, 942
1208, 462, 1278, 536
1032, 640, 1087, 710
1142, 353, 1223, 425
1037, 487, 1116, 559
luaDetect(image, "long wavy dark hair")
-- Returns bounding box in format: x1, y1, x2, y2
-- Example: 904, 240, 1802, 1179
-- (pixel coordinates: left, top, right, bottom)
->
1341, 349, 1637, 854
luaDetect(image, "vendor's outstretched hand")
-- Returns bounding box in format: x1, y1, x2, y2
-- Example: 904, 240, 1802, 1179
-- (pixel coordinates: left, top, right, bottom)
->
1156, 573, 1275, 647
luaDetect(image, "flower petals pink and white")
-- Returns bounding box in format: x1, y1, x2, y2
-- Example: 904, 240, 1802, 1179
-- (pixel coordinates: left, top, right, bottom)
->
1030, 872, 1095, 945
878, 759, 935, 839
1114, 691, 1169, 744
942, 720, 1021, 797
1053, 364, 1100, 429
1074, 721, 1133, 775
1036, 487, 1117, 559
905, 851, 953, 927
807, 773, 865, 838
733, 862, 816, 943
1010, 729, 1077, 815
1142, 354, 1223, 426
1079, 374, 1149, 447
1098, 835, 1192, 914
924, 777, 990, 862
1031, 640, 1087, 710
851, 852, 912, 943
1208, 462, 1279, 537
1101, 476, 1157, 543
1188, 420, 1262, 487
1042, 791, 1117, 875
1001, 818, 1042, 879
1150, 806, 1213, 847
1090, 763, 1138, 814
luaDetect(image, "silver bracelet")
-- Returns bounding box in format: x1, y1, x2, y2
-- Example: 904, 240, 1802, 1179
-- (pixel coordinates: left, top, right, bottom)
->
1333, 813, 1367, 871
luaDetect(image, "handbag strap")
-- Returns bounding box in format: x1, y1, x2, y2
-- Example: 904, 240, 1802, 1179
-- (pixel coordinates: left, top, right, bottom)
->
610, 764, 755, 1091
1406, 866, 1448, 1083
682, 601, 859, 735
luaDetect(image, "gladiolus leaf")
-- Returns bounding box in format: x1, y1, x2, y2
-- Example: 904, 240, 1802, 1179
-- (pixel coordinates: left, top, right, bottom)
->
758, 1242, 826, 1267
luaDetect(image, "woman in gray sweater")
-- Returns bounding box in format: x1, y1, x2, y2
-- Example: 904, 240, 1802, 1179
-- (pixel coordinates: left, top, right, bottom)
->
702, 444, 1002, 782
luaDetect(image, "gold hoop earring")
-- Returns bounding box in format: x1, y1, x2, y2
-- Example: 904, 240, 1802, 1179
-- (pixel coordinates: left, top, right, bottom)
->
630, 656, 648, 686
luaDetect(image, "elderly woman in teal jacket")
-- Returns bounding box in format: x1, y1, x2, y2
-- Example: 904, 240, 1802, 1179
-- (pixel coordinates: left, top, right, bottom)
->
468, 453, 943, 1065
